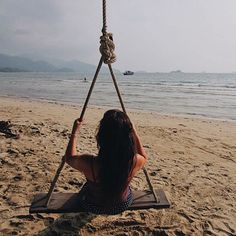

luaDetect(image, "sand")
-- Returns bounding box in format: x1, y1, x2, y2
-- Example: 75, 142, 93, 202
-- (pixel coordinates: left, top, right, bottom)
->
0, 96, 236, 236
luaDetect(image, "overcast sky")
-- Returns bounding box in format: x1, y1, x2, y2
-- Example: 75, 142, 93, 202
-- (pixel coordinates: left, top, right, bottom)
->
1, 0, 236, 72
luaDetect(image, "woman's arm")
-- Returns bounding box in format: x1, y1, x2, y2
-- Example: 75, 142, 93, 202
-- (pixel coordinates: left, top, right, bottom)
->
65, 118, 82, 157
65, 119, 91, 172
64, 119, 98, 183
133, 125, 147, 160
129, 124, 148, 177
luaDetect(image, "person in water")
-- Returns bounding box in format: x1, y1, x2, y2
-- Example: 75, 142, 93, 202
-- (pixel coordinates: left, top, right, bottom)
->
65, 109, 147, 214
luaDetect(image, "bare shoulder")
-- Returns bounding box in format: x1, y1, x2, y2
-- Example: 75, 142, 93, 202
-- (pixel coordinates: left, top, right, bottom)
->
66, 154, 94, 172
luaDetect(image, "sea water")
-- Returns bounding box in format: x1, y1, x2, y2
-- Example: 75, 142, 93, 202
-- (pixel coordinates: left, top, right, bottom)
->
0, 72, 235, 120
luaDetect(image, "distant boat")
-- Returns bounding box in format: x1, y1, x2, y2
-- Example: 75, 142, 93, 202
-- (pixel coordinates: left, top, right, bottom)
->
123, 70, 134, 75
170, 70, 183, 73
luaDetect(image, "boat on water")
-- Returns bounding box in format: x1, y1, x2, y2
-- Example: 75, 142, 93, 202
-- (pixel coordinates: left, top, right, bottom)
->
123, 70, 134, 75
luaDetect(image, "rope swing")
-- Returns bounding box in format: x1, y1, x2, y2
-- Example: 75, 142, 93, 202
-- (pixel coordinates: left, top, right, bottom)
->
44, 0, 158, 208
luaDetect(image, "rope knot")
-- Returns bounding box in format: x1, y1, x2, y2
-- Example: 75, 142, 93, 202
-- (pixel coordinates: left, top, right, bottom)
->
99, 32, 116, 64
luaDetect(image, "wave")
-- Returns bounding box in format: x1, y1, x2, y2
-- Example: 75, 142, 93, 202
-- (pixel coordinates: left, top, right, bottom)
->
1, 72, 236, 120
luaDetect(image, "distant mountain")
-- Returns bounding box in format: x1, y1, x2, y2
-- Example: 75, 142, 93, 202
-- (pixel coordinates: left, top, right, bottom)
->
55, 59, 106, 73
0, 53, 57, 72
0, 67, 29, 72
0, 53, 120, 73
55, 67, 74, 72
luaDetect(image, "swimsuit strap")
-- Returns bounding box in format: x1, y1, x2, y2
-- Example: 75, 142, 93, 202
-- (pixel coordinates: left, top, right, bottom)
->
91, 157, 97, 183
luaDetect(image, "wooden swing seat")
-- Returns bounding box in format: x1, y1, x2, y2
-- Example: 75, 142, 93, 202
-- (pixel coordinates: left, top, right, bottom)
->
29, 189, 170, 214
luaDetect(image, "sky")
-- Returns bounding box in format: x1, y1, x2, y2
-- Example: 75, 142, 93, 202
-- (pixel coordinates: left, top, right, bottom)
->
1, 0, 236, 73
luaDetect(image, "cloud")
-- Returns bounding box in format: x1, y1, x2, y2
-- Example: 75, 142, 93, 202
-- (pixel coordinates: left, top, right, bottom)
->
14, 29, 31, 35
1, 0, 236, 72
0, 0, 101, 61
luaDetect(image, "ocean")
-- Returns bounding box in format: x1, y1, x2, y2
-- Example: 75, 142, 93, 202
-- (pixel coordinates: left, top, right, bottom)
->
0, 72, 235, 120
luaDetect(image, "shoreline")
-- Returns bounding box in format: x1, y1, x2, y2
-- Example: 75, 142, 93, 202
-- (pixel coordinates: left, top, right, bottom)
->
1, 94, 235, 123
0, 96, 236, 235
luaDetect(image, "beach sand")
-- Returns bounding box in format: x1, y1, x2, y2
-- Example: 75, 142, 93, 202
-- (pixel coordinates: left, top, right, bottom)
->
0, 96, 235, 236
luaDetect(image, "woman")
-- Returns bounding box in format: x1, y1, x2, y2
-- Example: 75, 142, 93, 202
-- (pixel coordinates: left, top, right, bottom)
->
65, 109, 147, 214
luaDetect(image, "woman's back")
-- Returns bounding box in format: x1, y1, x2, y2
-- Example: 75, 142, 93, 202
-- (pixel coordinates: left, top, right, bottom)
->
65, 109, 147, 214
80, 153, 145, 203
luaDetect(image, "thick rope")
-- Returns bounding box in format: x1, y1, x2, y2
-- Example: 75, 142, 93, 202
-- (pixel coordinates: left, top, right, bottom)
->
108, 64, 126, 113
107, 64, 159, 204
100, 0, 116, 64
102, 0, 107, 34
100, 33, 116, 64
45, 57, 104, 206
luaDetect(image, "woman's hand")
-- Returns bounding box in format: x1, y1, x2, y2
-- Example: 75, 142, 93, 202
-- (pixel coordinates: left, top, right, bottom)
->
65, 118, 83, 158
71, 118, 83, 135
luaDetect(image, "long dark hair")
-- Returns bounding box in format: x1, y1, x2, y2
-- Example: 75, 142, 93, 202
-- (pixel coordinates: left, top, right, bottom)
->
96, 109, 136, 198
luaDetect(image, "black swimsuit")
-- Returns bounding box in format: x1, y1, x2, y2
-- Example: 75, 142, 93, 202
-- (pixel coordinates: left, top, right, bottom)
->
78, 157, 133, 215
78, 182, 133, 215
